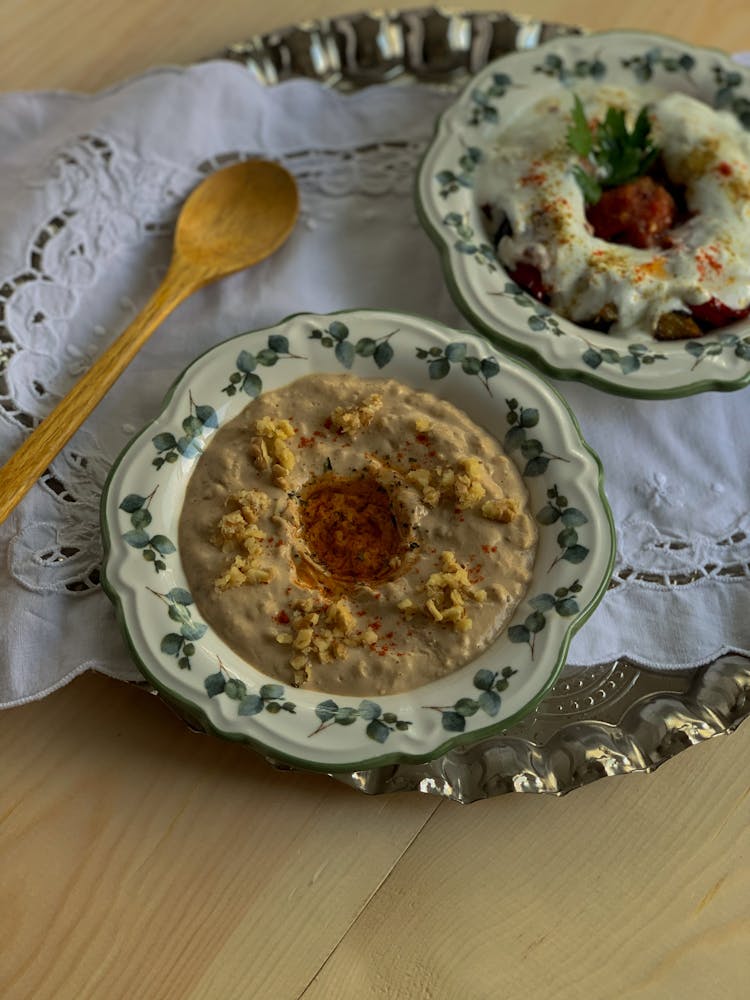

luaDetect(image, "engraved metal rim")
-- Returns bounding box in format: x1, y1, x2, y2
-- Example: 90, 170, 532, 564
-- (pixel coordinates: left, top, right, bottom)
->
169, 6, 750, 799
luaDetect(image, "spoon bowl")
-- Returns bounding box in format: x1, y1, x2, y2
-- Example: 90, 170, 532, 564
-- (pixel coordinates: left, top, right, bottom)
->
0, 159, 299, 523
175, 159, 299, 281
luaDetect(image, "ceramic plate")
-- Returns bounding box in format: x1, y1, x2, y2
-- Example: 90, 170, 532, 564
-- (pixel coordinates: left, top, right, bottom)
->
101, 310, 615, 772
416, 31, 750, 399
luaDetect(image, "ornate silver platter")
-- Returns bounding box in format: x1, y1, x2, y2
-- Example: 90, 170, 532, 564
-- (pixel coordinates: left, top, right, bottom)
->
169, 6, 750, 801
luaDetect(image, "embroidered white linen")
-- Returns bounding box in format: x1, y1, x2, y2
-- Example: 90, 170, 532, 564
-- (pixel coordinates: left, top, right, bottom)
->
0, 61, 748, 707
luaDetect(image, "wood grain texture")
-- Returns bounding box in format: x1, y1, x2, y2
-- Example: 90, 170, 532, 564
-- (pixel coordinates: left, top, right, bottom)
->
0, 675, 439, 1000
0, 0, 747, 93
302, 730, 750, 1000
0, 2, 749, 998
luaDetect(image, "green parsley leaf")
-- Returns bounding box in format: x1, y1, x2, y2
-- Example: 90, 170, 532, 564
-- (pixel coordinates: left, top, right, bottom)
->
571, 165, 602, 205
566, 94, 593, 157
567, 96, 660, 204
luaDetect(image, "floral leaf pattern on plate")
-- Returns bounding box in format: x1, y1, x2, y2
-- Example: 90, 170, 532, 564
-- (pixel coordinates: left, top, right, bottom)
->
435, 146, 483, 196
426, 667, 518, 732
151, 392, 218, 467
222, 333, 306, 397
685, 331, 750, 368
309, 322, 399, 369
621, 47, 696, 83
415, 341, 500, 395
508, 581, 583, 656
310, 699, 412, 743
467, 73, 515, 126
582, 342, 668, 374
204, 667, 297, 717
533, 52, 606, 85
503, 398, 569, 477
442, 212, 497, 270
150, 586, 207, 670
119, 487, 175, 573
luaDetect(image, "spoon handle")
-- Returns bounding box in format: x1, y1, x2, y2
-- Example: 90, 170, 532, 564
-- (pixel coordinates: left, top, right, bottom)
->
0, 259, 194, 523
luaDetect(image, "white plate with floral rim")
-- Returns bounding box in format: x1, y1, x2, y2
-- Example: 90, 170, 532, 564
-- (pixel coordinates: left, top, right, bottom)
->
101, 310, 615, 772
415, 31, 750, 399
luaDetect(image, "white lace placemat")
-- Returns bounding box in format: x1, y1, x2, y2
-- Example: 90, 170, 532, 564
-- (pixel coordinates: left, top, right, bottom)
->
0, 61, 748, 708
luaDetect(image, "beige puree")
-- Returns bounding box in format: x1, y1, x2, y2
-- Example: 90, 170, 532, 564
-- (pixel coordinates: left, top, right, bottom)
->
179, 374, 537, 695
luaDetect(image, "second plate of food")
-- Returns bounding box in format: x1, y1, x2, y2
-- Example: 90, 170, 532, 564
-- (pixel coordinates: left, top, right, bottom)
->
416, 31, 750, 398
101, 310, 614, 772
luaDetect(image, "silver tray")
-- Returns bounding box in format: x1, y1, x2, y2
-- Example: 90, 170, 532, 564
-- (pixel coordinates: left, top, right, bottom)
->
180, 7, 750, 801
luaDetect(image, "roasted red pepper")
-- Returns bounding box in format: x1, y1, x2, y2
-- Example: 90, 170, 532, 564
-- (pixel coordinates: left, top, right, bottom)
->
689, 297, 750, 328
508, 262, 548, 302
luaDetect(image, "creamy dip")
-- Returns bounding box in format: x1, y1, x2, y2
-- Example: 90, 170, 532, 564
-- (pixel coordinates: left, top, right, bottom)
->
477, 86, 750, 333
179, 373, 537, 696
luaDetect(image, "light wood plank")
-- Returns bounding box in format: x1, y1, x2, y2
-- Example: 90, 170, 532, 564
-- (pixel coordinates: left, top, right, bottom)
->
301, 724, 750, 1000
0, 674, 438, 1000
0, 0, 747, 94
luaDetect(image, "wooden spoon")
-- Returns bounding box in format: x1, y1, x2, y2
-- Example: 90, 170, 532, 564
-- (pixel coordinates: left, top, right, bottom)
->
0, 159, 299, 523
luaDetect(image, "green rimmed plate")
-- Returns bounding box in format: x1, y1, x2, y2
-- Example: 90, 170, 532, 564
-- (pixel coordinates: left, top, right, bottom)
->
101, 310, 614, 772
416, 30, 750, 399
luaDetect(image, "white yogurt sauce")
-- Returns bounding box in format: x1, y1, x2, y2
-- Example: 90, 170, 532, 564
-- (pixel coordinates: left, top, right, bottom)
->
477, 86, 750, 333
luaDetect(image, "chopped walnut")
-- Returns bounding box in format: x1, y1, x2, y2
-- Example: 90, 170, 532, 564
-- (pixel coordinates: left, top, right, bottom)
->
274, 595, 380, 687
454, 457, 486, 509
213, 488, 273, 590
330, 393, 382, 435
406, 468, 441, 507
251, 417, 296, 486
481, 497, 519, 523
421, 549, 487, 632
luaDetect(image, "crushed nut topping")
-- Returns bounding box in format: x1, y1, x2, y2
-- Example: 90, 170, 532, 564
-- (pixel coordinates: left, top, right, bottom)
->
213, 489, 273, 590
330, 393, 383, 435
251, 417, 296, 487
274, 596, 382, 687
422, 550, 487, 633
480, 497, 519, 523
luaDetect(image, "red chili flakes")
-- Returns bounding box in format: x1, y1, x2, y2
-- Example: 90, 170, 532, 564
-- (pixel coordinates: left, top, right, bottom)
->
323, 417, 332, 430
369, 620, 382, 631
298, 435, 315, 449
357, 609, 367, 617
481, 544, 490, 553
695, 246, 723, 281
385, 631, 394, 639
521, 168, 547, 187
491, 546, 497, 553
416, 432, 430, 446
717, 161, 733, 177
275, 610, 290, 625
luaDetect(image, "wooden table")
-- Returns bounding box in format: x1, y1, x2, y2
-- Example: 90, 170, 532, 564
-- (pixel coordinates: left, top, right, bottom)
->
1, 3, 748, 998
